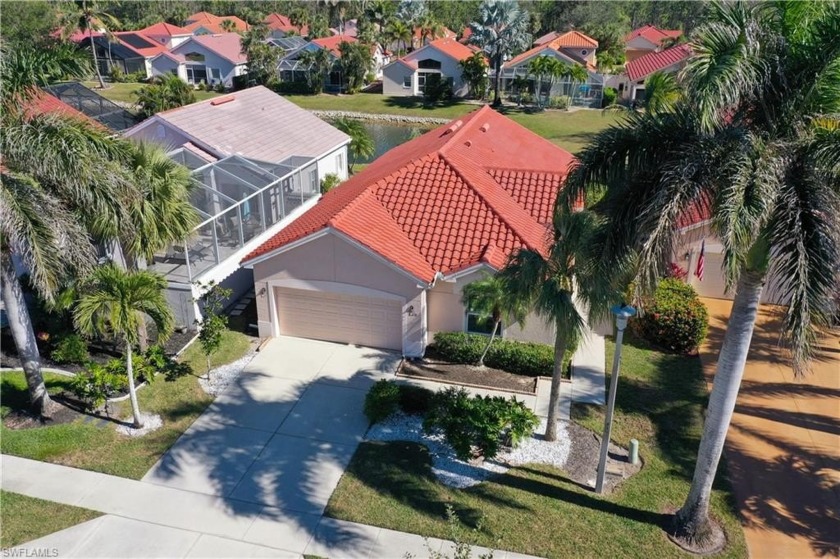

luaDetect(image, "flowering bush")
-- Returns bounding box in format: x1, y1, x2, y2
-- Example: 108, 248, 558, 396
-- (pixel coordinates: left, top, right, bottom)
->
666, 262, 689, 281
635, 278, 709, 353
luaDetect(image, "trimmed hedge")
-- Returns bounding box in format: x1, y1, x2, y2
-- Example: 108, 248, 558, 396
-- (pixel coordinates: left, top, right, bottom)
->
635, 278, 709, 353
432, 332, 574, 378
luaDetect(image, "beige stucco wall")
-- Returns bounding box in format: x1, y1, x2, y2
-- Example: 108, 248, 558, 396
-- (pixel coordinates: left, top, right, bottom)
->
382, 63, 415, 96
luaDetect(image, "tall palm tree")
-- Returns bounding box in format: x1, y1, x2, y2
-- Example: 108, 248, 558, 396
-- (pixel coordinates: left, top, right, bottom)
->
1, 46, 133, 417
416, 13, 444, 48
298, 47, 334, 94
62, 0, 120, 89
639, 71, 681, 114
499, 210, 599, 441
561, 1, 840, 551
386, 20, 412, 57
468, 0, 531, 107
461, 274, 529, 366
332, 118, 375, 171
73, 265, 174, 428
527, 56, 558, 107
220, 19, 237, 33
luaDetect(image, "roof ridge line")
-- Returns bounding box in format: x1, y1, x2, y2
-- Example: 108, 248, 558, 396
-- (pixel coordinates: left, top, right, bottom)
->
437, 106, 490, 156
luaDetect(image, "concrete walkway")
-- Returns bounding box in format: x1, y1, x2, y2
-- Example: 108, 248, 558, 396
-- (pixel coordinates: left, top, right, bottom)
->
700, 299, 840, 559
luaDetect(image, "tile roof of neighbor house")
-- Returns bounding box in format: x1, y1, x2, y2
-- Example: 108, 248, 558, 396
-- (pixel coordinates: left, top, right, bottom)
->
312, 35, 357, 56
25, 90, 105, 129
183, 12, 249, 34
425, 37, 478, 62
111, 31, 169, 57
505, 44, 584, 70
175, 33, 248, 64
548, 30, 599, 49
132, 86, 349, 164
625, 25, 683, 46
626, 43, 692, 81
139, 22, 190, 37
264, 13, 309, 36
534, 31, 560, 46
242, 106, 576, 281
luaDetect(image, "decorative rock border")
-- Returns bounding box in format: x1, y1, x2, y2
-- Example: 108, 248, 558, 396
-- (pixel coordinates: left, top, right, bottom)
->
311, 109, 450, 125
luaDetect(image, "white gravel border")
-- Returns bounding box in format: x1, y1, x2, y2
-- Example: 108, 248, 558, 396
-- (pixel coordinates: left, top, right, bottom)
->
116, 413, 163, 437
366, 413, 571, 488
198, 351, 257, 396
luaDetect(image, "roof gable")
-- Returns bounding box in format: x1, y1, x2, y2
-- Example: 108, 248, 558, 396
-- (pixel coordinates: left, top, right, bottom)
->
312, 35, 357, 56
626, 43, 691, 81
407, 38, 476, 63
625, 25, 682, 47
505, 44, 580, 69
549, 30, 598, 49
171, 33, 247, 65
242, 106, 576, 280
139, 22, 190, 37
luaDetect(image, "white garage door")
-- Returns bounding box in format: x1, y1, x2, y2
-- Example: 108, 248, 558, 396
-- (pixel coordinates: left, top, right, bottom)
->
274, 287, 403, 350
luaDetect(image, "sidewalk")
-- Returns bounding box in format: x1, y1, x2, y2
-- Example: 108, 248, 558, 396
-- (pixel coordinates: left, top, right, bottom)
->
2, 455, 537, 559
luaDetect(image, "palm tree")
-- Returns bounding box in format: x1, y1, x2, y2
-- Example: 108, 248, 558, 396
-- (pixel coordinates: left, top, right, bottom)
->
468, 0, 531, 107
73, 265, 174, 428
527, 56, 557, 107
62, 0, 120, 89
220, 19, 237, 33
499, 210, 599, 441
332, 118, 375, 171
386, 20, 412, 57
561, 1, 840, 551
461, 274, 529, 366
639, 71, 680, 114
1, 46, 133, 416
416, 13, 444, 48
134, 74, 197, 118
298, 47, 334, 94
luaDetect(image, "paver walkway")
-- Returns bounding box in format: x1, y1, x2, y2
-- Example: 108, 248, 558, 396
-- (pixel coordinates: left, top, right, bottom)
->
700, 299, 840, 559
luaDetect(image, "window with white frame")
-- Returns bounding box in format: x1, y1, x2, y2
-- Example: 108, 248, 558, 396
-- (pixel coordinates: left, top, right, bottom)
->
403, 75, 411, 88
210, 68, 222, 82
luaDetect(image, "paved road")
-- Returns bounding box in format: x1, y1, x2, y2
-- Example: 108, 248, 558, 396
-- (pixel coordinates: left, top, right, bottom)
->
700, 299, 840, 559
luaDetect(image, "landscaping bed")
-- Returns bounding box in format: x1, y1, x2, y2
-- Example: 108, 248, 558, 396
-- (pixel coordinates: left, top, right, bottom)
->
400, 349, 538, 394
326, 336, 748, 558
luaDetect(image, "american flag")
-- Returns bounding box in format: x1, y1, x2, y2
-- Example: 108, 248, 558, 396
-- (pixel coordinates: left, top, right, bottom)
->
695, 240, 705, 281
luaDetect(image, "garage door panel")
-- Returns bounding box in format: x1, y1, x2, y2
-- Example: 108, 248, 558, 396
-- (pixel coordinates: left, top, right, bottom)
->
275, 287, 403, 350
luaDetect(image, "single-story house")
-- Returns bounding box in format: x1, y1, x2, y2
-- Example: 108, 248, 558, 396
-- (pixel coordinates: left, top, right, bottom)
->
529, 30, 598, 67
276, 35, 388, 88
137, 22, 192, 49
241, 105, 577, 355
72, 30, 166, 78
183, 11, 249, 35
264, 12, 309, 39
618, 44, 691, 101
123, 86, 351, 327
150, 33, 247, 88
382, 38, 477, 97
624, 25, 683, 63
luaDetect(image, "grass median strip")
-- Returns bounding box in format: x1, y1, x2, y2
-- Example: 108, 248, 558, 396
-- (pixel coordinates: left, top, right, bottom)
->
0, 491, 102, 549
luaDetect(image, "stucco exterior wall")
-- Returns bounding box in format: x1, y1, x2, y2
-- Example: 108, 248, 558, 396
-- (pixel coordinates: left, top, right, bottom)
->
316, 145, 350, 182
383, 63, 415, 96
169, 40, 241, 87
382, 45, 468, 97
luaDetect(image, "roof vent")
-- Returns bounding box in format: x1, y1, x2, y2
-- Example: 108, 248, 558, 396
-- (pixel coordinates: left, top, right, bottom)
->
211, 95, 236, 106
464, 140, 472, 147
480, 123, 490, 132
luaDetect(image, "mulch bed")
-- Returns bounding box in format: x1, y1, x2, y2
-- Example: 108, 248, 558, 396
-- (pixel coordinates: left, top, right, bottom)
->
399, 350, 538, 394
1, 392, 118, 431
563, 421, 643, 494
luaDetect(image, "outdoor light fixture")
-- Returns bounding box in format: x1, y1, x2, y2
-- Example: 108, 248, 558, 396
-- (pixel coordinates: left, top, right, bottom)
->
405, 305, 416, 317
595, 304, 637, 494
258, 287, 267, 297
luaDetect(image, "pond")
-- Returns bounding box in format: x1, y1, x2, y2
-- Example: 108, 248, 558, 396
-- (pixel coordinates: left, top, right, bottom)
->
356, 121, 435, 164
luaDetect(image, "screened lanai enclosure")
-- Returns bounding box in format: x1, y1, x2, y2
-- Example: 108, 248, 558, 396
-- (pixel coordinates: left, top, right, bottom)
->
147, 150, 319, 285
500, 67, 605, 108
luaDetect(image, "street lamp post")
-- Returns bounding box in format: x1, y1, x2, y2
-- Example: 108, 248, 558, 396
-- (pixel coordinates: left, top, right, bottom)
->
595, 304, 637, 494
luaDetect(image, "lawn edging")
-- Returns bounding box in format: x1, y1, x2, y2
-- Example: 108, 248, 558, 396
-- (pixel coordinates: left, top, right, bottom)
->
311, 109, 450, 125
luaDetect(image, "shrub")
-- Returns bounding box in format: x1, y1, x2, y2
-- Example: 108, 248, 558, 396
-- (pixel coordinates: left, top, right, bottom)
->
423, 387, 539, 460
126, 71, 147, 83
320, 173, 341, 193
144, 344, 192, 380
520, 91, 534, 105
50, 334, 90, 365
69, 362, 128, 410
274, 80, 313, 95
109, 66, 126, 83
364, 380, 401, 423
423, 74, 454, 106
602, 87, 618, 108
636, 278, 709, 353
432, 332, 574, 378
398, 384, 435, 415
213, 81, 226, 93
549, 95, 571, 110
665, 262, 689, 281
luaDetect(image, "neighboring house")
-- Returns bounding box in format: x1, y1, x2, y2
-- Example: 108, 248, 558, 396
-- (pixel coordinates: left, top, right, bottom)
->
73, 30, 166, 78
240, 105, 577, 355
624, 25, 683, 62
123, 86, 351, 327
150, 33, 247, 88
264, 12, 308, 39
619, 44, 692, 101
183, 11, 249, 35
136, 22, 192, 49
43, 81, 138, 131
383, 25, 457, 54
382, 38, 476, 97
500, 33, 604, 108
276, 35, 386, 89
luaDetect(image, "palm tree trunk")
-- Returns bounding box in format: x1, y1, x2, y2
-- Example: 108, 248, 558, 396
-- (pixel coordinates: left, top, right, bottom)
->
492, 54, 502, 108
545, 322, 568, 442
672, 269, 765, 550
86, 11, 106, 90
125, 343, 144, 428
1, 258, 55, 417
477, 320, 500, 366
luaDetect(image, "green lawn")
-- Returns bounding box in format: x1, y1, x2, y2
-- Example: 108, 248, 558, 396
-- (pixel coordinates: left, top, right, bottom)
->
0, 330, 251, 479
82, 81, 221, 105
282, 93, 620, 154
179, 329, 252, 375
0, 491, 102, 549
325, 336, 747, 559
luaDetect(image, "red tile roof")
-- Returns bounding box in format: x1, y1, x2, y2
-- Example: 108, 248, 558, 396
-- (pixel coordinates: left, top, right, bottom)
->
25, 90, 104, 129
312, 35, 357, 56
426, 38, 477, 62
625, 44, 691, 81
624, 25, 682, 46
139, 22, 190, 37
549, 30, 598, 49
112, 31, 169, 57
264, 13, 309, 36
505, 44, 582, 70
183, 12, 249, 34
677, 198, 712, 229
534, 31, 560, 46
242, 106, 576, 281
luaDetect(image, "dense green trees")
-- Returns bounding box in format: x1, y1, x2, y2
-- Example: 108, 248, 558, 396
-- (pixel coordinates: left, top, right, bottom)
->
332, 118, 375, 171
134, 74, 197, 118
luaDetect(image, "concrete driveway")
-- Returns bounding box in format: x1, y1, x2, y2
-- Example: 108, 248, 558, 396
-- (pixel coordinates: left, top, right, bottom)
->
700, 299, 840, 558
143, 336, 401, 517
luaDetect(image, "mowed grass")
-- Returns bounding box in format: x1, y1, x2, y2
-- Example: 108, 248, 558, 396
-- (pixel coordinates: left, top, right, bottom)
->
179, 329, 252, 375
0, 491, 102, 549
325, 336, 748, 559
0, 330, 251, 479
283, 93, 621, 154
82, 81, 221, 105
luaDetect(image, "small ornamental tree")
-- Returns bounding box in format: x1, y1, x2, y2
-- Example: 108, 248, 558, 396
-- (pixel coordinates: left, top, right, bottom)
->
459, 52, 489, 100
193, 281, 233, 379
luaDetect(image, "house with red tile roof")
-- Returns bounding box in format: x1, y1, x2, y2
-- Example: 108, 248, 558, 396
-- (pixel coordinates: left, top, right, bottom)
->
137, 22, 192, 49
150, 33, 247, 88
264, 13, 309, 39
183, 11, 249, 35
624, 25, 683, 62
240, 105, 576, 354
382, 38, 479, 97
532, 30, 599, 66
619, 44, 692, 102
68, 29, 167, 78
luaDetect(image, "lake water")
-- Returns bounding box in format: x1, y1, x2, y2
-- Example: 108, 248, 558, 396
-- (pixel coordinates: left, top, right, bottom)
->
357, 121, 434, 164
